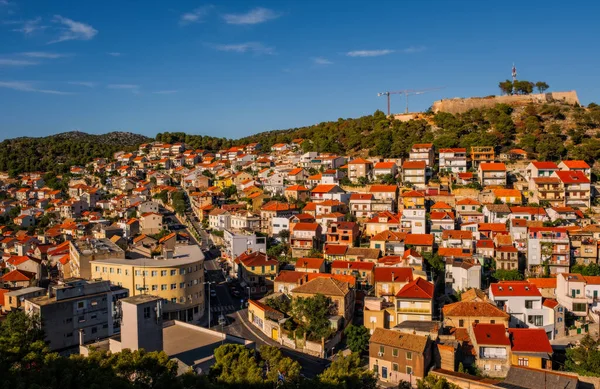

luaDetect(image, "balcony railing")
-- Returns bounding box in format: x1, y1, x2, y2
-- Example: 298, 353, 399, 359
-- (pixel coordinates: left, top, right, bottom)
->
396, 307, 431, 313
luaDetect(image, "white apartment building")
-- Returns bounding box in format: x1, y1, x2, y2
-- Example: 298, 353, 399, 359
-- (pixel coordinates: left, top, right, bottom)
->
438, 148, 467, 173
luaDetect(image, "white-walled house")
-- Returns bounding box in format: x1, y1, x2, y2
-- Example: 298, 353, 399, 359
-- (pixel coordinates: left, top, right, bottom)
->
556, 273, 600, 318
489, 282, 550, 332
444, 257, 481, 294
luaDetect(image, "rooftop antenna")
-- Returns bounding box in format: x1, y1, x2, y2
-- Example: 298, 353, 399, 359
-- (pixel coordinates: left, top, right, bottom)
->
512, 63, 517, 83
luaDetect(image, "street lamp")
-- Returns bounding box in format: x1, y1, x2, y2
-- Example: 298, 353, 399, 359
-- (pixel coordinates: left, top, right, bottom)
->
204, 281, 215, 328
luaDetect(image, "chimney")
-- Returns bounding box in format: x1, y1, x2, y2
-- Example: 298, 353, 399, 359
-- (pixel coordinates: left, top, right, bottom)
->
391, 271, 395, 282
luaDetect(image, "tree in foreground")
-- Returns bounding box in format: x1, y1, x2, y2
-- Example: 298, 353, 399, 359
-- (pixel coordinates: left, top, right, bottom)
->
416, 374, 461, 389
319, 352, 376, 389
492, 268, 523, 281
565, 334, 600, 376
344, 324, 370, 354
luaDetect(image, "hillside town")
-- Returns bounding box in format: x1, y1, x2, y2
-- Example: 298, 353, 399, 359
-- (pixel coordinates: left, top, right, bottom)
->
1, 139, 599, 388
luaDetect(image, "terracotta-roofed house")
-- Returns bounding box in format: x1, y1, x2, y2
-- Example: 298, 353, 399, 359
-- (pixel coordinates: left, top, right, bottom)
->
442, 301, 509, 329
402, 161, 427, 188
373, 267, 414, 298
291, 277, 355, 323
469, 323, 512, 377
478, 162, 507, 187
508, 328, 553, 370
347, 158, 373, 183
295, 257, 326, 273
395, 277, 434, 322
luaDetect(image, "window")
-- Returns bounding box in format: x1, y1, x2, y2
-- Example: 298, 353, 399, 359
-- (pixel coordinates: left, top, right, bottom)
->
495, 365, 502, 371
77, 301, 85, 309
151, 271, 158, 277
65, 318, 73, 323
78, 315, 85, 322
525, 300, 535, 309
135, 270, 141, 276
180, 268, 186, 275
527, 315, 543, 326
109, 267, 114, 274
152, 285, 158, 291
518, 358, 529, 366
392, 348, 398, 357
171, 298, 177, 303
379, 345, 385, 355
91, 327, 97, 334
381, 366, 388, 379
95, 266, 100, 272
171, 270, 176, 276
474, 320, 479, 324
117, 268, 122, 275
144, 307, 151, 318
392, 363, 398, 372
558, 307, 563, 313
459, 319, 464, 327
125, 270, 129, 276
171, 283, 177, 290
180, 282, 185, 289
161, 284, 167, 291
558, 317, 563, 322
406, 366, 412, 375
490, 320, 495, 324
573, 303, 586, 312
102, 267, 107, 272
406, 351, 412, 360
484, 364, 491, 371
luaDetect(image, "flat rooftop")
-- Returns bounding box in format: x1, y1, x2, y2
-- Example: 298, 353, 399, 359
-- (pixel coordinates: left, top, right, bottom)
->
162, 321, 253, 370
95, 244, 204, 267
121, 294, 161, 305
72, 238, 124, 256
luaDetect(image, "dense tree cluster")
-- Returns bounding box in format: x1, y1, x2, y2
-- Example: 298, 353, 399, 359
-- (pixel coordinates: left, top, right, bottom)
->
498, 80, 549, 95
0, 131, 148, 176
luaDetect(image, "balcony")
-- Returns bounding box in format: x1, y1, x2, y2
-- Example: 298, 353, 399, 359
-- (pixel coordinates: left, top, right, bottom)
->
396, 307, 431, 313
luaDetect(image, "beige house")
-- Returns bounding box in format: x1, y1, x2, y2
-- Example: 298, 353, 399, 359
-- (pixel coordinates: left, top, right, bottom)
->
442, 301, 509, 329
347, 158, 373, 182
291, 277, 355, 324
140, 212, 164, 235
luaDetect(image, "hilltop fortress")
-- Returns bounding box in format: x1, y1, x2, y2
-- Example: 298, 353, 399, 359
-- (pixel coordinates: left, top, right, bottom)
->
432, 90, 580, 114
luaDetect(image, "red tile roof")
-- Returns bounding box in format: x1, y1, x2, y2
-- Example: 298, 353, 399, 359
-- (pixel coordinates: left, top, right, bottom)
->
554, 170, 590, 184
274, 270, 304, 284
285, 185, 309, 191
331, 261, 375, 271
479, 162, 506, 171
405, 234, 434, 246
395, 278, 434, 299
401, 190, 425, 198
261, 201, 297, 212
412, 143, 433, 149
295, 257, 325, 270
311, 184, 340, 193
293, 222, 320, 232
561, 160, 590, 169
238, 251, 278, 268
374, 162, 396, 169
374, 267, 413, 283
348, 158, 373, 165
369, 185, 397, 193
531, 162, 559, 169
527, 278, 557, 289
402, 161, 426, 169
472, 323, 511, 346
324, 244, 348, 255
542, 298, 559, 309
349, 193, 374, 201
1, 269, 36, 282
508, 328, 553, 354
438, 247, 472, 258
490, 282, 541, 297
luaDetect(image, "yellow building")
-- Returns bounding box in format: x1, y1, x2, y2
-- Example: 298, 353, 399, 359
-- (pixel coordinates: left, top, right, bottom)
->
508, 328, 553, 370
442, 301, 509, 329
91, 244, 205, 322
401, 190, 425, 209
214, 175, 233, 189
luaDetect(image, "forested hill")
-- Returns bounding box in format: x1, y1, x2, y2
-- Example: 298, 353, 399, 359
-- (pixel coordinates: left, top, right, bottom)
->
0, 131, 151, 175
159, 101, 600, 164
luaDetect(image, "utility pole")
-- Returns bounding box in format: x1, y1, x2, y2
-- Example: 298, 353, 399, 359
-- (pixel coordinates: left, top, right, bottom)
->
204, 281, 214, 328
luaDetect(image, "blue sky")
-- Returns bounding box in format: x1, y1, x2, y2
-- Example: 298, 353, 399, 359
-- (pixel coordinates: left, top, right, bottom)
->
1, 0, 599, 140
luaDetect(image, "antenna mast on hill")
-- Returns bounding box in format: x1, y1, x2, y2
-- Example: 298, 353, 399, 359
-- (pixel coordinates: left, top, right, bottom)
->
377, 87, 444, 116
512, 63, 517, 83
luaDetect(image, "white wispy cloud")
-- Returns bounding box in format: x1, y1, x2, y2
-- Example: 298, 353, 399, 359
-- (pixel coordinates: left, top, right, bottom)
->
0, 81, 72, 95
313, 57, 333, 65
212, 42, 274, 55
68, 81, 96, 88
401, 46, 426, 53
180, 5, 213, 25
0, 58, 38, 66
107, 52, 122, 57
108, 84, 139, 89
153, 90, 178, 95
49, 15, 98, 43
11, 17, 47, 35
20, 51, 69, 58
222, 7, 280, 25
346, 49, 395, 57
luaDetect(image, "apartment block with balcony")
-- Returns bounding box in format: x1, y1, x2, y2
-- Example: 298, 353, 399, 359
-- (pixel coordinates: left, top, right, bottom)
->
526, 227, 571, 275
556, 273, 600, 317
478, 163, 507, 187
444, 257, 481, 294
401, 161, 427, 188
409, 143, 435, 167
395, 278, 434, 322
569, 231, 598, 266
469, 323, 511, 378
489, 282, 548, 330
530, 177, 564, 207
24, 279, 129, 351
325, 221, 359, 248
495, 245, 519, 271
347, 158, 373, 183
438, 148, 467, 173
290, 222, 322, 258
554, 170, 591, 208
470, 146, 495, 168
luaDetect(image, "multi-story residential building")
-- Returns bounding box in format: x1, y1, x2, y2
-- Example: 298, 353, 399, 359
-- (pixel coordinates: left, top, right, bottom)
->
365, 212, 402, 237
442, 301, 509, 329
395, 277, 434, 322
237, 251, 279, 295
438, 148, 467, 173
526, 227, 570, 275
558, 160, 591, 178
222, 229, 267, 262
295, 257, 326, 273
409, 143, 435, 167
495, 245, 519, 271
569, 230, 598, 266
400, 208, 426, 234
556, 273, 600, 318
492, 189, 522, 205
24, 279, 129, 351
347, 158, 373, 182
530, 177, 564, 207
444, 257, 481, 294
369, 328, 432, 385
69, 238, 125, 280
229, 210, 261, 231
349, 193, 374, 219
525, 161, 559, 182
325, 221, 359, 248
370, 230, 406, 256
310, 184, 346, 202
489, 282, 548, 330
331, 261, 375, 288
470, 146, 495, 167
402, 161, 427, 188
469, 323, 511, 377
554, 170, 591, 208
369, 185, 399, 213
290, 222, 322, 258
260, 201, 298, 235
208, 208, 231, 231
401, 190, 425, 210
508, 328, 553, 370
92, 245, 205, 322
373, 162, 397, 178
441, 230, 474, 250
2, 286, 44, 313
291, 276, 355, 323
429, 211, 455, 242
373, 267, 415, 299
478, 162, 507, 187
